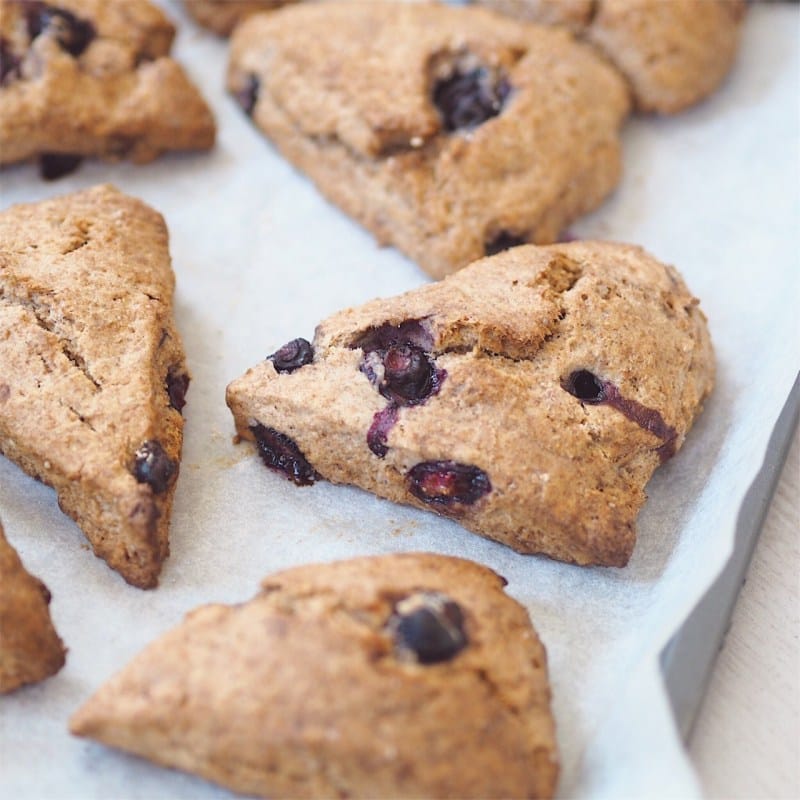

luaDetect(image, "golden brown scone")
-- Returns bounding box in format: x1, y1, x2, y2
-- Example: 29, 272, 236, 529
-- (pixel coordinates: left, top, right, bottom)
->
71, 553, 559, 799
182, 0, 298, 37
0, 0, 215, 178
477, 0, 746, 113
0, 520, 66, 693
227, 1, 630, 278
0, 185, 189, 588
227, 242, 714, 567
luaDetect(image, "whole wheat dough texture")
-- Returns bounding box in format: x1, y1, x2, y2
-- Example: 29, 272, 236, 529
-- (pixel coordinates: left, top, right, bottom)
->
0, 185, 189, 588
71, 552, 559, 799
228, 1, 630, 278
227, 241, 714, 567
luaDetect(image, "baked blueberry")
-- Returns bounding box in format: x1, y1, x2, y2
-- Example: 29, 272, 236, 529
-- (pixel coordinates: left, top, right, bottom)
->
250, 423, 319, 486
391, 591, 468, 664
26, 3, 96, 57
407, 461, 491, 506
484, 231, 527, 257
133, 441, 176, 494
433, 66, 511, 132
234, 74, 260, 116
268, 338, 313, 374
39, 153, 83, 181
562, 369, 606, 404
166, 370, 190, 413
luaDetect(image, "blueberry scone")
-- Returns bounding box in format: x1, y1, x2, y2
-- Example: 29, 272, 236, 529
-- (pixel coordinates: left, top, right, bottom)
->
0, 519, 66, 693
71, 553, 559, 799
0, 185, 189, 588
0, 0, 215, 178
182, 0, 297, 37
227, 242, 714, 567
476, 0, 746, 114
228, 1, 630, 278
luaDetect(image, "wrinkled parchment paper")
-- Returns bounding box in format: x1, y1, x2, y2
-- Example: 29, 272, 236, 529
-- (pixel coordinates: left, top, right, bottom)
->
1, 3, 798, 797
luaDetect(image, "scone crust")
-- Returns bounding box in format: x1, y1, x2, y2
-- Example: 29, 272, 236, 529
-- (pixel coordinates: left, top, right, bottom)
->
71, 553, 559, 799
0, 185, 188, 588
478, 0, 746, 113
0, 0, 215, 167
183, 0, 297, 37
227, 242, 714, 567
228, 1, 630, 278
0, 521, 66, 693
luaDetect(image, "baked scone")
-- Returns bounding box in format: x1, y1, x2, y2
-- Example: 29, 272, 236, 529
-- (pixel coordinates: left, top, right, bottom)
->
0, 0, 215, 178
0, 185, 189, 588
227, 242, 714, 567
71, 553, 559, 799
182, 0, 297, 37
0, 519, 66, 693
227, 1, 630, 278
476, 0, 746, 114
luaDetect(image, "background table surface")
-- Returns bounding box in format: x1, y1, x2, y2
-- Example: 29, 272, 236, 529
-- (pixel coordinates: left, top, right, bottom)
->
689, 425, 800, 799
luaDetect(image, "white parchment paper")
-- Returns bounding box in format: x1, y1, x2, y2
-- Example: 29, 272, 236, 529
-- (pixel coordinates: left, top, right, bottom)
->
1, 3, 798, 797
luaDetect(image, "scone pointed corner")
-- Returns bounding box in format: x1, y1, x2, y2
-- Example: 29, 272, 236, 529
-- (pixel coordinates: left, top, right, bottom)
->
0, 185, 189, 589
226, 241, 714, 568
0, 521, 67, 693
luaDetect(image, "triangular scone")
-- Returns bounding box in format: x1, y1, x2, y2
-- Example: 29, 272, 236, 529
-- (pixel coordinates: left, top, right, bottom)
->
0, 520, 66, 693
0, 0, 215, 176
477, 0, 746, 114
227, 2, 630, 278
0, 185, 189, 588
227, 242, 714, 567
71, 553, 559, 799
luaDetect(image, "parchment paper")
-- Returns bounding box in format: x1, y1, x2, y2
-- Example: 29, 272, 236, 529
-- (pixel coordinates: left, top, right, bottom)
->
1, 3, 798, 797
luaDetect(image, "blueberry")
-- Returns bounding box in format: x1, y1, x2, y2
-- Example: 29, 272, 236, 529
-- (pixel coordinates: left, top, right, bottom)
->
0, 38, 22, 85
366, 405, 398, 458
166, 370, 190, 413
484, 230, 527, 257
433, 67, 511, 132
39, 153, 83, 180
407, 461, 491, 506
133, 441, 176, 494
234, 74, 259, 117
391, 592, 468, 664
268, 338, 313, 374
26, 4, 96, 57
379, 344, 436, 405
250, 423, 319, 486
562, 370, 606, 404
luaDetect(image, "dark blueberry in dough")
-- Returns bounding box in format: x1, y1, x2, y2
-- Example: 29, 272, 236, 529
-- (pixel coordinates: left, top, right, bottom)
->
0, 38, 22, 85
166, 370, 190, 413
392, 592, 467, 664
234, 74, 260, 116
250, 423, 319, 486
133, 441, 176, 494
380, 344, 435, 405
39, 153, 83, 180
268, 338, 314, 374
351, 319, 433, 354
484, 231, 527, 257
27, 4, 96, 57
433, 67, 511, 132
563, 369, 606, 404
407, 461, 491, 506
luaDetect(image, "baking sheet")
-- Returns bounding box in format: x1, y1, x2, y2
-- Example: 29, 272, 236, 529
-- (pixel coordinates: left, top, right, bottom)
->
1, 3, 798, 797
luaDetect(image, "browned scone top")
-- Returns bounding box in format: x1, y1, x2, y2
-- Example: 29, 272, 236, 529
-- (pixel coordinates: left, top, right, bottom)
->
182, 0, 297, 37
0, 185, 189, 588
227, 1, 630, 278
0, 519, 66, 693
227, 242, 715, 567
477, 0, 746, 114
0, 0, 215, 172
71, 553, 559, 799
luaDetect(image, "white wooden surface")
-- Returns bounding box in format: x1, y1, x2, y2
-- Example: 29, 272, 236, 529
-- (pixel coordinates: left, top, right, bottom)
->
689, 426, 800, 799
